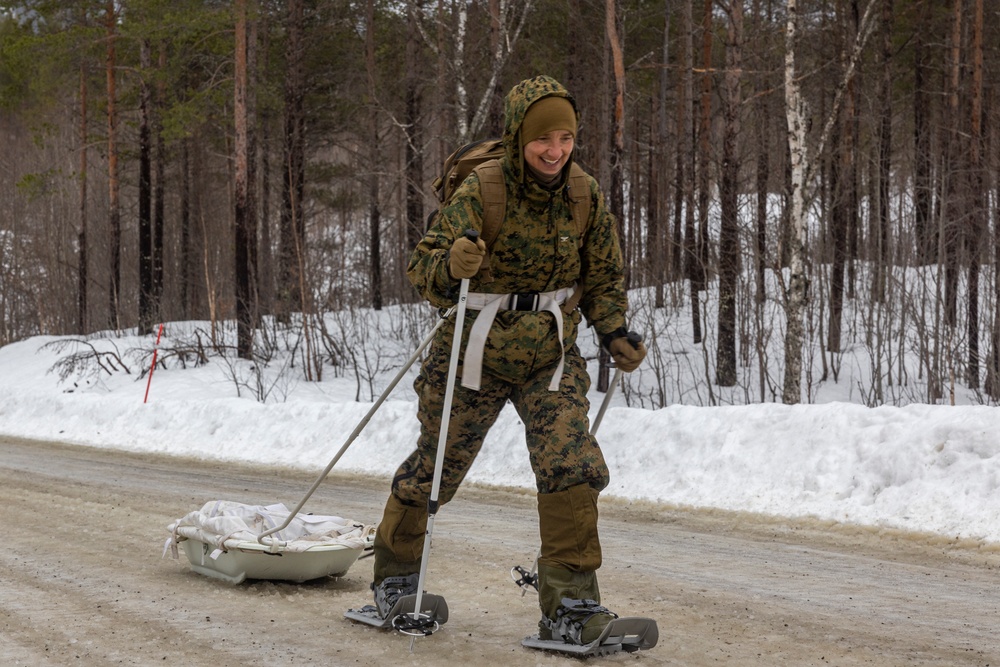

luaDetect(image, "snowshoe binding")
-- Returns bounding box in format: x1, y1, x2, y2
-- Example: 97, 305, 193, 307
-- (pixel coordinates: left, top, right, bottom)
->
522, 597, 658, 657
344, 574, 449, 632
511, 564, 539, 592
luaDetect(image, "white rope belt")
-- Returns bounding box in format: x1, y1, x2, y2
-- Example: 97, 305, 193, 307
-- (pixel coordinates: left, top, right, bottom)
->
461, 285, 576, 392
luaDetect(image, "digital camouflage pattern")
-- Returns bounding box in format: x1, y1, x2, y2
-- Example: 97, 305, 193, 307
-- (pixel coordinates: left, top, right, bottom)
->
377, 76, 629, 586
393, 338, 607, 503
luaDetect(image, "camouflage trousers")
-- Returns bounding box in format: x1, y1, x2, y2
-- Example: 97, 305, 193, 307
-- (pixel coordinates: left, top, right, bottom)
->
395, 333, 609, 503
373, 331, 610, 583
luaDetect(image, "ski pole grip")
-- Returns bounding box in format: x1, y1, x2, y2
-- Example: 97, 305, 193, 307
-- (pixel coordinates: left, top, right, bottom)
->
626, 331, 643, 349
463, 229, 480, 242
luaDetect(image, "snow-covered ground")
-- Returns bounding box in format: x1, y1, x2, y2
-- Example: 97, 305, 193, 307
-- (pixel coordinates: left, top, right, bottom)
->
0, 310, 997, 546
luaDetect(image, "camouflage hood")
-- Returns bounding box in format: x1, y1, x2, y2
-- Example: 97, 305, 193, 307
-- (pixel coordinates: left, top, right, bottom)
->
502, 75, 580, 185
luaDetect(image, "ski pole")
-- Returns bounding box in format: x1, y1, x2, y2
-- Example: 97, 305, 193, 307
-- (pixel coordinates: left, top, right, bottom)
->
591, 331, 641, 433
396, 229, 478, 648
590, 368, 622, 436
257, 305, 455, 548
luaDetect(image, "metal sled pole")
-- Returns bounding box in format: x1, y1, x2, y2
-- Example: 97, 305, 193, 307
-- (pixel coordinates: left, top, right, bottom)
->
256, 306, 454, 548
396, 231, 477, 648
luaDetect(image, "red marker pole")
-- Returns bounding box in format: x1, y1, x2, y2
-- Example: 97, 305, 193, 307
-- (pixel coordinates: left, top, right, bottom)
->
143, 323, 164, 404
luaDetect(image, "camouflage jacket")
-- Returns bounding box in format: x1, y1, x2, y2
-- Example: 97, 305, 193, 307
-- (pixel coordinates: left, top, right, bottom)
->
408, 76, 628, 377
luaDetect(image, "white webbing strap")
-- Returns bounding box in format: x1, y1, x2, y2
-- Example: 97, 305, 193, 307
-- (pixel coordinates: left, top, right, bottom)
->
462, 285, 575, 392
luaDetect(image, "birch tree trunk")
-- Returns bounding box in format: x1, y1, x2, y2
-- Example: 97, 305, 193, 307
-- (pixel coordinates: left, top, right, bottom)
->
466, 0, 532, 141
782, 0, 809, 404
782, 0, 879, 403
454, 4, 468, 139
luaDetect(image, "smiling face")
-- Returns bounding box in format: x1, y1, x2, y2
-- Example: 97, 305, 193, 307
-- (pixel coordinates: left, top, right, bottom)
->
523, 131, 575, 179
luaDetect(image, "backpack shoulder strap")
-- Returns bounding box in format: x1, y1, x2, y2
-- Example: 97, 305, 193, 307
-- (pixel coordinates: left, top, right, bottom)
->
472, 159, 506, 283
474, 159, 506, 246
562, 163, 594, 314
566, 163, 593, 241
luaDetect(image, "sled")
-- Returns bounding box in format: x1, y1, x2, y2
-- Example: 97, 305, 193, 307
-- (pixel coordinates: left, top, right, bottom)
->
166, 500, 374, 584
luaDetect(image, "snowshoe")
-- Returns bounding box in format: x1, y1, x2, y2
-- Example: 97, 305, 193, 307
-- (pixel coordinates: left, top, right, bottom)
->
522, 598, 658, 657
344, 593, 449, 631
344, 575, 448, 631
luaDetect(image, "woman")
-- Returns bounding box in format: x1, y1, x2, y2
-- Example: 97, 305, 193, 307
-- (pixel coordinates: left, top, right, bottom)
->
371, 74, 646, 646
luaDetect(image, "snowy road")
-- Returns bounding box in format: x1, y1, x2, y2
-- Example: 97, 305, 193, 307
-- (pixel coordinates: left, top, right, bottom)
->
1, 436, 998, 666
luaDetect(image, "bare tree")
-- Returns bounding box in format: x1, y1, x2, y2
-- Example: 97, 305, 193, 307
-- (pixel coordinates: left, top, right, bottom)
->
987, 83, 1000, 398
277, 0, 305, 322
782, 0, 878, 404
404, 1, 426, 256
912, 0, 934, 266
692, 0, 713, 346
599, 0, 626, 393
105, 0, 121, 329
651, 4, 671, 309
153, 40, 166, 320
966, 0, 984, 389
138, 38, 154, 335
782, 0, 809, 404
366, 0, 383, 311
234, 0, 256, 358
679, 0, 697, 337
827, 0, 859, 364
77, 54, 88, 336
942, 0, 962, 328
716, 0, 743, 387
751, 0, 770, 307
871, 0, 892, 304
454, 0, 532, 141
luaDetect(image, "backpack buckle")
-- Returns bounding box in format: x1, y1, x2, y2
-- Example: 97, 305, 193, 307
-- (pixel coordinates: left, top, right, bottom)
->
508, 293, 540, 311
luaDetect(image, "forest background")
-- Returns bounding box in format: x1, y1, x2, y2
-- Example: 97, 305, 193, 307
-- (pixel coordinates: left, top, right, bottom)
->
0, 0, 998, 409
